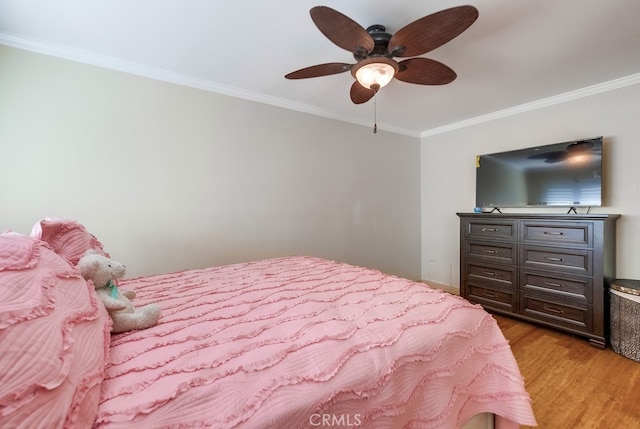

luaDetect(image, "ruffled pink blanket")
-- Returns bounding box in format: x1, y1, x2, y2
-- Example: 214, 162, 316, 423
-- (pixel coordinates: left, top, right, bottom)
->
96, 256, 536, 428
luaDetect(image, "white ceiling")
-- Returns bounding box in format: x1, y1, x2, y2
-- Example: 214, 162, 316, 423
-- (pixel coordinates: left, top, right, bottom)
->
1, 0, 640, 136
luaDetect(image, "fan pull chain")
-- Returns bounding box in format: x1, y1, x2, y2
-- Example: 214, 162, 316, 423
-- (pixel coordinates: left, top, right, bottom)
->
373, 91, 378, 133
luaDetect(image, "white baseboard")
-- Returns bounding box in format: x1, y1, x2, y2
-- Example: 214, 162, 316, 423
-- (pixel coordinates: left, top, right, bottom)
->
421, 280, 460, 296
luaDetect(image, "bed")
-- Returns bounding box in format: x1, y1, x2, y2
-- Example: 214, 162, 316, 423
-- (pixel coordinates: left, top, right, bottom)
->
1, 219, 537, 428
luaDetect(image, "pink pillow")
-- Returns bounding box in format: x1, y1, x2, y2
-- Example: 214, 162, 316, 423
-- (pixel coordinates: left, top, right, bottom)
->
31, 218, 109, 266
0, 233, 111, 428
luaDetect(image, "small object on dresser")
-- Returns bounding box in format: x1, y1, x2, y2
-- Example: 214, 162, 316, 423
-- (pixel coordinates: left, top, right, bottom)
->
610, 279, 640, 362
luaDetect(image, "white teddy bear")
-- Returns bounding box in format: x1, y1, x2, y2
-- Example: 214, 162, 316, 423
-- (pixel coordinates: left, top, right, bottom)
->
77, 250, 160, 333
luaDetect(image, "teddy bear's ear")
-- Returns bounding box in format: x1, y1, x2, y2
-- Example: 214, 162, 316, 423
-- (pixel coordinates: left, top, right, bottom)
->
83, 249, 98, 256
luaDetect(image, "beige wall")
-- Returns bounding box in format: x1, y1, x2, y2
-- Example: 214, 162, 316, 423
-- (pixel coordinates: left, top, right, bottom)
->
0, 45, 421, 279
7, 43, 636, 288
421, 82, 640, 288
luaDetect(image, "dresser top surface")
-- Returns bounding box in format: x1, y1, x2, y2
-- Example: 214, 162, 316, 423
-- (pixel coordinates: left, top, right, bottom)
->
457, 213, 620, 221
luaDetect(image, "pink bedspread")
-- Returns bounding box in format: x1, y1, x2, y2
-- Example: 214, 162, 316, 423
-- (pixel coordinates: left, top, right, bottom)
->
95, 256, 536, 428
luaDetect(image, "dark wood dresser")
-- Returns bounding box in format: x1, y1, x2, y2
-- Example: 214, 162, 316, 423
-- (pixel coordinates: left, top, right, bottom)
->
457, 213, 619, 348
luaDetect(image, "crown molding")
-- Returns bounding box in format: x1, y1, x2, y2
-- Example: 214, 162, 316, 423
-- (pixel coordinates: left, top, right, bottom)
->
0, 33, 420, 138
420, 73, 640, 138
3, 33, 635, 140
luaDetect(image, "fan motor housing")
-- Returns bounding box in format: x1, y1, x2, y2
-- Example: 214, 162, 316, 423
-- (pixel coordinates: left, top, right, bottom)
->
354, 25, 392, 60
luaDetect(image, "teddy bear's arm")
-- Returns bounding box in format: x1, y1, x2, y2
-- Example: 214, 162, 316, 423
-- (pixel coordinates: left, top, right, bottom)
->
96, 290, 128, 311
102, 298, 128, 311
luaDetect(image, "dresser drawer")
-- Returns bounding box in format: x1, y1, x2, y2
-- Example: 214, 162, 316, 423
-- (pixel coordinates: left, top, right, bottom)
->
464, 219, 517, 241
521, 245, 592, 275
465, 241, 516, 264
466, 262, 516, 286
521, 271, 591, 303
521, 296, 591, 332
520, 221, 592, 247
468, 284, 515, 312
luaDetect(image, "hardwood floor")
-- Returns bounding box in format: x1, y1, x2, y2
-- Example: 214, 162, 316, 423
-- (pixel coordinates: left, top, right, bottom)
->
492, 313, 640, 428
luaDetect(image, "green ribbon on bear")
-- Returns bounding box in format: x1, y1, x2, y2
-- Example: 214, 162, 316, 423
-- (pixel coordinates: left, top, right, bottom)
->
107, 280, 119, 298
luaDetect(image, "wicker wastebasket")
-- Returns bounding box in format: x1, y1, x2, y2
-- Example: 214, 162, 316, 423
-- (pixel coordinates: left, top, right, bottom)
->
610, 279, 640, 362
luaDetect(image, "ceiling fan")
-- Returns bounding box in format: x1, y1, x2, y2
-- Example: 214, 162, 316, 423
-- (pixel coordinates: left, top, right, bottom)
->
285, 5, 479, 104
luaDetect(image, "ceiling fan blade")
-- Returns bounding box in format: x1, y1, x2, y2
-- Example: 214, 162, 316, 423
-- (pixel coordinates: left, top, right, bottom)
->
310, 6, 375, 55
528, 151, 568, 163
388, 5, 479, 57
395, 58, 457, 85
350, 81, 376, 104
285, 63, 353, 79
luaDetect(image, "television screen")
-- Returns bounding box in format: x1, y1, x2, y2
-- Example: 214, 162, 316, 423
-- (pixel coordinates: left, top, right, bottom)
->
475, 137, 603, 208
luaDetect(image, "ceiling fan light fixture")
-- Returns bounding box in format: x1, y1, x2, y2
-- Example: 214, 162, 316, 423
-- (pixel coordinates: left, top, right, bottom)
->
352, 57, 398, 90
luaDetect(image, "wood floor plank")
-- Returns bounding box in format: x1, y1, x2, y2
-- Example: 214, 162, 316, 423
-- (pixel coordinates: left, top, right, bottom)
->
492, 314, 640, 428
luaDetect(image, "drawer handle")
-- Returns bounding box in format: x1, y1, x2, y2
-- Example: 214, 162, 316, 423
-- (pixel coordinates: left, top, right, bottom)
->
544, 231, 564, 236
482, 271, 497, 277
544, 256, 563, 262
484, 249, 498, 254
543, 305, 565, 315
481, 227, 497, 232
544, 281, 565, 288
483, 292, 498, 299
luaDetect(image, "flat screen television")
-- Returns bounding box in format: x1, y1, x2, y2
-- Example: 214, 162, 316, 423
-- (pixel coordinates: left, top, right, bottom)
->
475, 136, 603, 209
